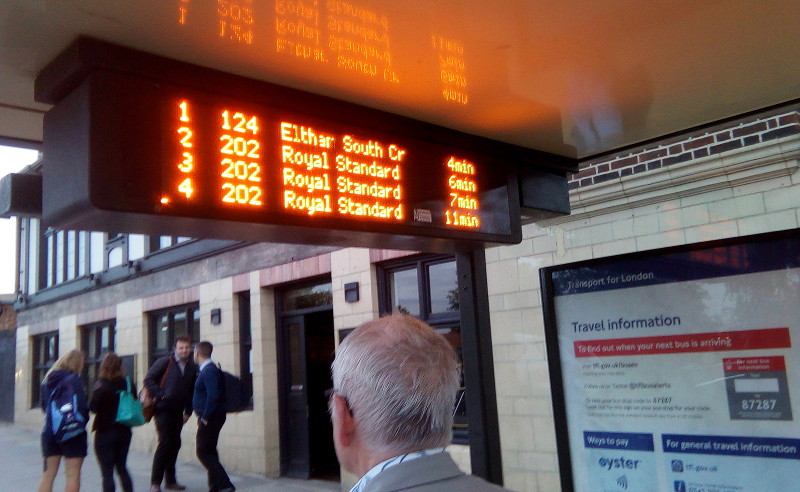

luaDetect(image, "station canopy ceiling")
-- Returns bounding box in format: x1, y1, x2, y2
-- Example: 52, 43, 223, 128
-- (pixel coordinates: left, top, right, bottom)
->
0, 0, 798, 160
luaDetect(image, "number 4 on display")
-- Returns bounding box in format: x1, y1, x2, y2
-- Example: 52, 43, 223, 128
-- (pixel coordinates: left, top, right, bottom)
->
179, 178, 194, 198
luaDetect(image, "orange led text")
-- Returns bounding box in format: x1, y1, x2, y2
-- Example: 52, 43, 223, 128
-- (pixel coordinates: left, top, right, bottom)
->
444, 157, 480, 228
174, 99, 196, 200
279, 119, 406, 220
220, 108, 264, 206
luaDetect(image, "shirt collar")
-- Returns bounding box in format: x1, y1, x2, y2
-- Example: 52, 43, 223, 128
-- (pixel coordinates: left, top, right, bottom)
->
174, 353, 188, 369
199, 359, 214, 371
349, 448, 446, 492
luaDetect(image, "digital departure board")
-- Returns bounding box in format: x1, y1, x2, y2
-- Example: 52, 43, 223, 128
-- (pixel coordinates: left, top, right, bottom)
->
38, 39, 573, 251
167, 95, 484, 229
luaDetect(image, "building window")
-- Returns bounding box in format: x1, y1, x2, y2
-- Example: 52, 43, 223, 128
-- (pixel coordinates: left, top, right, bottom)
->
150, 235, 194, 252
128, 234, 146, 261
149, 303, 200, 365
82, 320, 116, 389
45, 231, 53, 287
41, 228, 107, 288
66, 230, 77, 281
31, 332, 59, 408
55, 230, 65, 284
158, 236, 173, 249
388, 267, 420, 316
18, 217, 42, 295
377, 254, 467, 443
380, 255, 459, 322
237, 292, 254, 410
280, 281, 333, 311
106, 233, 126, 269
77, 231, 87, 277
19, 223, 201, 296
90, 232, 105, 273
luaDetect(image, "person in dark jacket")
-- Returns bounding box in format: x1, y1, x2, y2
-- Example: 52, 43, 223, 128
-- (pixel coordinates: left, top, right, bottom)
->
89, 352, 136, 492
38, 349, 88, 492
193, 340, 234, 492
144, 336, 197, 492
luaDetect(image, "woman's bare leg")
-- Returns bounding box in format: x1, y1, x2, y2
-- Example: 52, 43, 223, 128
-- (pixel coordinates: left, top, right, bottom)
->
63, 457, 84, 492
37, 455, 61, 492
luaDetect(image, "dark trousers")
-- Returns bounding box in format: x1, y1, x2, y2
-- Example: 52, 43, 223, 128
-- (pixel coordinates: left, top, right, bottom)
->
151, 409, 184, 485
196, 413, 233, 491
94, 425, 133, 492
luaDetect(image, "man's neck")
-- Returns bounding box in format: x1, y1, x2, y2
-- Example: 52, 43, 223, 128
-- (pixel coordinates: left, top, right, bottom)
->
355, 445, 426, 477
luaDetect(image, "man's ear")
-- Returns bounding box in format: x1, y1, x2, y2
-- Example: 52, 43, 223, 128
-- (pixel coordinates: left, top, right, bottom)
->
333, 393, 355, 447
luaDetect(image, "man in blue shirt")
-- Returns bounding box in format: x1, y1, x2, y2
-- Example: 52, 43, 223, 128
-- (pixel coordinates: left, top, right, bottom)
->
192, 341, 234, 492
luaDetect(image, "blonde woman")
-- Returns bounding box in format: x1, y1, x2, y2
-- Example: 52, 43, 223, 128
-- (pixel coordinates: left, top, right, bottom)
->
38, 349, 88, 492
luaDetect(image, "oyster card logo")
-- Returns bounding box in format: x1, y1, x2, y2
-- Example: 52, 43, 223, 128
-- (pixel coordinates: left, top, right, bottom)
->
598, 456, 641, 470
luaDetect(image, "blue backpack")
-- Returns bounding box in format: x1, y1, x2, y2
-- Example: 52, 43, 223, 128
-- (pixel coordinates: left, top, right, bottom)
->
48, 376, 87, 442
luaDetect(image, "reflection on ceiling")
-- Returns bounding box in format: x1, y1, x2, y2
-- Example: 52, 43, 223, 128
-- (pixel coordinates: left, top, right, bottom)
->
0, 0, 798, 159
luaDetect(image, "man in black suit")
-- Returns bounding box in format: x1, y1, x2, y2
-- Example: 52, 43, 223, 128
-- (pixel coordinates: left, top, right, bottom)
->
144, 336, 197, 492
193, 340, 234, 492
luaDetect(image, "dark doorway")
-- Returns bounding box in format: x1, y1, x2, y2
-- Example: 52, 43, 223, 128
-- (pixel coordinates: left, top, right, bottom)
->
0, 330, 15, 422
277, 280, 338, 481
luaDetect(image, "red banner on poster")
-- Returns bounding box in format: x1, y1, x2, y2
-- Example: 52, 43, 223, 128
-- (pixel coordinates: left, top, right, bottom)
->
574, 327, 790, 358
723, 356, 786, 372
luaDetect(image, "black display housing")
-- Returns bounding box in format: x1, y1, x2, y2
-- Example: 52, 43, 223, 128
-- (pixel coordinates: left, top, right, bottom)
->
39, 38, 576, 251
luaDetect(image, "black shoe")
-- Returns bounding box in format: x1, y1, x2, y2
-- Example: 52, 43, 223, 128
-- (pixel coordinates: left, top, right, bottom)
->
218, 487, 235, 492
165, 483, 187, 491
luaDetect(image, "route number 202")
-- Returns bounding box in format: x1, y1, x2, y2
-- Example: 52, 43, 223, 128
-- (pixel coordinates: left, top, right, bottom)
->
222, 183, 262, 205
220, 135, 260, 157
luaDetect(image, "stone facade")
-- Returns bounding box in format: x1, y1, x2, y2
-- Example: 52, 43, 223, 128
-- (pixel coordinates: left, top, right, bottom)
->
487, 113, 799, 491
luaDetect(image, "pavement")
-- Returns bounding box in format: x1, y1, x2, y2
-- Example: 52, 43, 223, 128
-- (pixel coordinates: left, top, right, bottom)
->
1, 423, 340, 492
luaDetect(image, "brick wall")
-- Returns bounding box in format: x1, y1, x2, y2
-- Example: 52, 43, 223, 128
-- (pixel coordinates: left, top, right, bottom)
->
570, 111, 800, 189
0, 303, 16, 331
